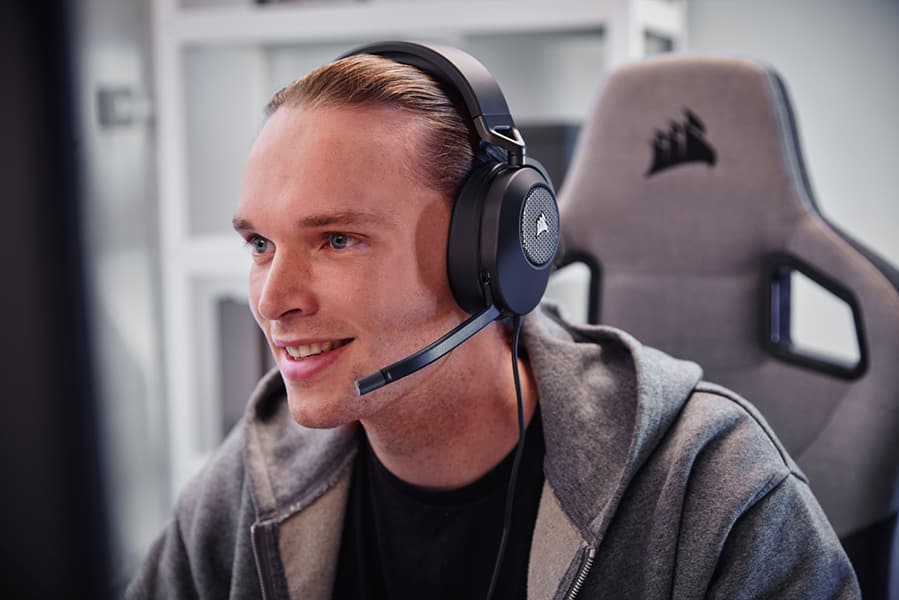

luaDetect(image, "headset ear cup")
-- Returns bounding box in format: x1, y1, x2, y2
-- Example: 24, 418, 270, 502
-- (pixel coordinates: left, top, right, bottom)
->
480, 165, 559, 316
447, 162, 503, 314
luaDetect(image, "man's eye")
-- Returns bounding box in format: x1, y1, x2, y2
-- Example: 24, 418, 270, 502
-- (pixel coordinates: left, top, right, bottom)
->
247, 236, 271, 255
328, 232, 356, 250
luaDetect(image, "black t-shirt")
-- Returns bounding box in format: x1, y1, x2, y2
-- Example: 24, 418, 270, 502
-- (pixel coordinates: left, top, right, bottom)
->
333, 409, 546, 600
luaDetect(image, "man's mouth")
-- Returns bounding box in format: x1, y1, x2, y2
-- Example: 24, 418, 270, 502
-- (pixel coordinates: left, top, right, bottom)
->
284, 339, 352, 360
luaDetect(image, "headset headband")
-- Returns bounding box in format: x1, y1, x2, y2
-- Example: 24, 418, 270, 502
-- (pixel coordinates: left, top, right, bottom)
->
339, 41, 526, 166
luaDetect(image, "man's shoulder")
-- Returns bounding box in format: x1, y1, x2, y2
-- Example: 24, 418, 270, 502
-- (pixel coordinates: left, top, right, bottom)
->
528, 305, 805, 531
684, 381, 799, 475
654, 379, 804, 513
530, 304, 797, 486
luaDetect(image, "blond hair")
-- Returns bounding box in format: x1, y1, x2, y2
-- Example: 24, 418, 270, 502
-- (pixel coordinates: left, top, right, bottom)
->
266, 54, 477, 197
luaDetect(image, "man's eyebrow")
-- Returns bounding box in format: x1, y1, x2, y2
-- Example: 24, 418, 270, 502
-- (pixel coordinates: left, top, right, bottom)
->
232, 210, 394, 233
298, 210, 395, 228
232, 216, 254, 232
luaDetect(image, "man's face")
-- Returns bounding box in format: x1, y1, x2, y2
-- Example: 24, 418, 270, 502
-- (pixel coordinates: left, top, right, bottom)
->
233, 104, 468, 428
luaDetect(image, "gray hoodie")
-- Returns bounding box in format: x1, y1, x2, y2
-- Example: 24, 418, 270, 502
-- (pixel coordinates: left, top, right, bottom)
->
128, 306, 859, 599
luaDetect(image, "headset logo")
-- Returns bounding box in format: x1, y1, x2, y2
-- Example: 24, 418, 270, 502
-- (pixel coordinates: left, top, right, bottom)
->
646, 108, 717, 177
535, 212, 549, 238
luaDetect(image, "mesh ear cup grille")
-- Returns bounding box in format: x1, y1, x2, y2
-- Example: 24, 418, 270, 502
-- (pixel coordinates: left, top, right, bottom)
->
520, 186, 559, 266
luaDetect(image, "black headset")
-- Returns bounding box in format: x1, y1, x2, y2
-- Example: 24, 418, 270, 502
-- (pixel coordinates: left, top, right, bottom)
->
341, 45, 549, 597
340, 41, 560, 318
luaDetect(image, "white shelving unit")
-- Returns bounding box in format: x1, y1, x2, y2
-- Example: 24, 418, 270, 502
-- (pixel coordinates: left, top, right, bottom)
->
151, 0, 687, 499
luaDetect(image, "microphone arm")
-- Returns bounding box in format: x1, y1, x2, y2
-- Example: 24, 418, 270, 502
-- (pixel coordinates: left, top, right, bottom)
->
354, 304, 502, 395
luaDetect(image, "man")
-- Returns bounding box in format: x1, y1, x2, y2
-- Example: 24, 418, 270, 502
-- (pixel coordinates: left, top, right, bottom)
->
129, 46, 859, 599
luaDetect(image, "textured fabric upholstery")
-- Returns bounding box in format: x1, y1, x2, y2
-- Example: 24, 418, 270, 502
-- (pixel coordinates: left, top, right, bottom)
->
559, 55, 899, 599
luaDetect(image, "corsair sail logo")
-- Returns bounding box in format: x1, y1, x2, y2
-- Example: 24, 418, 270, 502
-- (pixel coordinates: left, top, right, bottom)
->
646, 108, 716, 177
535, 212, 549, 238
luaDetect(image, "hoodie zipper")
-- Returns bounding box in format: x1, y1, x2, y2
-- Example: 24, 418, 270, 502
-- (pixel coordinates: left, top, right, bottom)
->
564, 546, 596, 600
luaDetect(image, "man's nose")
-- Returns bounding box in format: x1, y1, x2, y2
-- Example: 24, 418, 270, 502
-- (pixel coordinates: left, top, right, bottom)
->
256, 251, 319, 321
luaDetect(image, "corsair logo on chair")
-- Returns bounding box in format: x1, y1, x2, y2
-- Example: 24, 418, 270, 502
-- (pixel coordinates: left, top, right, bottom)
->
646, 108, 717, 177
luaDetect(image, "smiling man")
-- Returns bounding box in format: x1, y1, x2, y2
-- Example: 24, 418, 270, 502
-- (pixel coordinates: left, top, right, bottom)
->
231, 98, 531, 488
128, 45, 859, 599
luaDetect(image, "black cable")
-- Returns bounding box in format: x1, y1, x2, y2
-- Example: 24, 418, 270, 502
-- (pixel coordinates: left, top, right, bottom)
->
485, 314, 526, 600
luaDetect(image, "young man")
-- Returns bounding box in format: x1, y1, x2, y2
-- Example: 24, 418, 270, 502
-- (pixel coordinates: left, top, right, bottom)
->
129, 48, 859, 599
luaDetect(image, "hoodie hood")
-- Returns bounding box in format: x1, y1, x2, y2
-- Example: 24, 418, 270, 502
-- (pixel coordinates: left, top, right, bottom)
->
523, 304, 703, 545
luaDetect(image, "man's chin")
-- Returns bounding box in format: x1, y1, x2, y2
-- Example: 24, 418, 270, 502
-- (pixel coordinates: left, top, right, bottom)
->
284, 387, 358, 429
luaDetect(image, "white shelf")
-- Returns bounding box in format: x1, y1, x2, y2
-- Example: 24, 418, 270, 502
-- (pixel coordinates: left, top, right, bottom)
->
169, 0, 610, 45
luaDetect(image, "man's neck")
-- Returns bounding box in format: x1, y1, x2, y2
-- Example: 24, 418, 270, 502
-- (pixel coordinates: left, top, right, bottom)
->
359, 325, 538, 491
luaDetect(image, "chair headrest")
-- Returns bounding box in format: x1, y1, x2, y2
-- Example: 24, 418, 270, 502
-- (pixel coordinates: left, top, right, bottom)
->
561, 55, 814, 278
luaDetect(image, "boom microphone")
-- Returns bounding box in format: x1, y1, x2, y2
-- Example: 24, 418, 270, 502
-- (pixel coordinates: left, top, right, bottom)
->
354, 304, 502, 395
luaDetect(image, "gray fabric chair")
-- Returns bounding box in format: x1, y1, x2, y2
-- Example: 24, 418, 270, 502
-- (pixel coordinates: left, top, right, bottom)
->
558, 55, 899, 599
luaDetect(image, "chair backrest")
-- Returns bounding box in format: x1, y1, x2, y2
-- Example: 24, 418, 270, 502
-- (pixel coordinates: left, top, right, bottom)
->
558, 55, 899, 599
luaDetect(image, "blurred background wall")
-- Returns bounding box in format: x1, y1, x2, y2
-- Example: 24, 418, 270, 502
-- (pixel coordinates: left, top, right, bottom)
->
4, 0, 895, 596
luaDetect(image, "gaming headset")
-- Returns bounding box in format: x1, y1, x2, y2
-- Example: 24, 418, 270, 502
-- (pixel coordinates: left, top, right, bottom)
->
340, 41, 561, 396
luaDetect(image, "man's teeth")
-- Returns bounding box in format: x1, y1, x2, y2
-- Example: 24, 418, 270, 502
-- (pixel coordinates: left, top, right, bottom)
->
285, 340, 346, 359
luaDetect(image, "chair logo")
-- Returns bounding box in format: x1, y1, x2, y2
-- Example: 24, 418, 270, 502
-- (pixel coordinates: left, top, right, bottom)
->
646, 108, 717, 177
535, 212, 549, 238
